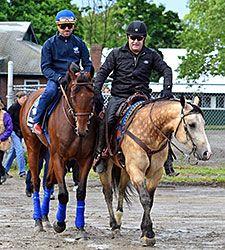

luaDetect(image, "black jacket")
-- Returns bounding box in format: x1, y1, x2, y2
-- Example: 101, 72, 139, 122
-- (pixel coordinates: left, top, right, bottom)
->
94, 44, 172, 98
7, 101, 23, 138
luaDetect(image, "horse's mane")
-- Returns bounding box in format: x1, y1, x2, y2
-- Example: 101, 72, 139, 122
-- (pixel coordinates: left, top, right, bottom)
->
189, 103, 204, 117
77, 72, 90, 83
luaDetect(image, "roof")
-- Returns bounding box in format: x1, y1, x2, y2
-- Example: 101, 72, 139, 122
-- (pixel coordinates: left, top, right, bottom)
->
0, 22, 42, 75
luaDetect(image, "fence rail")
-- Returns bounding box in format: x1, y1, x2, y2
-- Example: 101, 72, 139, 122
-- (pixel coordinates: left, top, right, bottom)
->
11, 83, 225, 129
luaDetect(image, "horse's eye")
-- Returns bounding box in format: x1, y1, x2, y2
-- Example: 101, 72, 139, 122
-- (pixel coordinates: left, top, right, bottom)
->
189, 123, 196, 129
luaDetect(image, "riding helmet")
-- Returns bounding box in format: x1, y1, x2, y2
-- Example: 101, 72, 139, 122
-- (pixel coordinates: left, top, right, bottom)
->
55, 9, 76, 24
126, 20, 147, 37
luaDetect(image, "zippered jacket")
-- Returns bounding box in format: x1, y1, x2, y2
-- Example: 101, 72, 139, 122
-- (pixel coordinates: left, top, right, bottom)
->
41, 33, 93, 83
0, 111, 13, 141
94, 43, 172, 98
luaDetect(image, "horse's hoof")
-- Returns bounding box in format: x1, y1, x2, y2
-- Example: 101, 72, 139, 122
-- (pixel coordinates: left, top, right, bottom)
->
75, 229, 88, 240
111, 228, 121, 239
34, 220, 45, 233
53, 221, 66, 233
42, 216, 52, 228
140, 236, 156, 246
115, 211, 123, 227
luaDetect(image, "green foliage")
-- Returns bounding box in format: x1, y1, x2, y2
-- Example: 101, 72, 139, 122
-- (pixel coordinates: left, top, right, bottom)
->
6, 0, 81, 44
178, 0, 225, 80
0, 0, 10, 21
82, 0, 182, 49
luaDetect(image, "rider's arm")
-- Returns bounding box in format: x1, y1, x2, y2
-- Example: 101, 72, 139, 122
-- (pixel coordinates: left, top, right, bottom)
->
152, 50, 173, 91
80, 40, 93, 73
94, 49, 117, 92
41, 40, 61, 83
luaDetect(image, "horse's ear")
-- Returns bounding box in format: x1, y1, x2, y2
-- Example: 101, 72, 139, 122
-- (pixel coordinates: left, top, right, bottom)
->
180, 95, 186, 108
193, 96, 200, 106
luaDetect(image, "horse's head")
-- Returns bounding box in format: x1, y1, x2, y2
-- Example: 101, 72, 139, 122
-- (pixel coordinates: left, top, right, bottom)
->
67, 63, 94, 137
174, 96, 212, 161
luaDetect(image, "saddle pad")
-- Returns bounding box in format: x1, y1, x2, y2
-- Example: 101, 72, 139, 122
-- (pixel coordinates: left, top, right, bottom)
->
116, 100, 145, 142
27, 96, 41, 129
27, 92, 61, 132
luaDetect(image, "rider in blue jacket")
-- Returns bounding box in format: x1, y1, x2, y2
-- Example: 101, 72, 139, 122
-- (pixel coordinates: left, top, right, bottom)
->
33, 9, 93, 135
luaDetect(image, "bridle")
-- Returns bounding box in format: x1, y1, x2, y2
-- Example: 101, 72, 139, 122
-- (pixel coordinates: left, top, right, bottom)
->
149, 101, 203, 163
60, 78, 94, 134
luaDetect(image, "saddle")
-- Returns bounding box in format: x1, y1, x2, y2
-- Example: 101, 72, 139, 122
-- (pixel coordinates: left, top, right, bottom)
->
107, 92, 149, 167
27, 90, 62, 137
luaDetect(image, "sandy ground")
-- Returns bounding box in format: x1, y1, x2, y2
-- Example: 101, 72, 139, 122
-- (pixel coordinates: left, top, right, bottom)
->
0, 176, 225, 250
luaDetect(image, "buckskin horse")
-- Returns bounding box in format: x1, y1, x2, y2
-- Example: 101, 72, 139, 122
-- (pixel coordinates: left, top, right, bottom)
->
98, 96, 212, 246
20, 63, 97, 236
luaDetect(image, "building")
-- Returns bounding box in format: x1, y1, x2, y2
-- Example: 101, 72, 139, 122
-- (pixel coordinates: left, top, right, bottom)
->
0, 22, 46, 103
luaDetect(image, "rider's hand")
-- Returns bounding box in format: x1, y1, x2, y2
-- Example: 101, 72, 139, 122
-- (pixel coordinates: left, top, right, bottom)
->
58, 75, 68, 86
160, 89, 174, 99
94, 87, 104, 114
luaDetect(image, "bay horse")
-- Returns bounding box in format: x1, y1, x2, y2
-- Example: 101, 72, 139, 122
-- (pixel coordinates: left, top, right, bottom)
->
99, 96, 212, 246
20, 63, 97, 235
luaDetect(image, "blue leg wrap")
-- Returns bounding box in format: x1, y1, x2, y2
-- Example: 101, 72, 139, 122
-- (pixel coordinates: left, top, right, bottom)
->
56, 203, 67, 223
75, 200, 85, 229
33, 191, 42, 220
41, 188, 52, 216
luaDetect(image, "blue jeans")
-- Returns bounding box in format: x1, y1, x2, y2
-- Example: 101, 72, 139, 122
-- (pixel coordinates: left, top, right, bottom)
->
33, 80, 58, 124
4, 131, 26, 175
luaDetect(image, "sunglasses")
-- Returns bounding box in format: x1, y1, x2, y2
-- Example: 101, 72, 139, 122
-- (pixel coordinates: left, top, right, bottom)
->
129, 35, 144, 41
58, 23, 74, 30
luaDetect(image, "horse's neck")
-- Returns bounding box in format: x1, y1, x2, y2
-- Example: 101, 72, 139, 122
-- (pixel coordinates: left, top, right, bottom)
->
129, 101, 181, 148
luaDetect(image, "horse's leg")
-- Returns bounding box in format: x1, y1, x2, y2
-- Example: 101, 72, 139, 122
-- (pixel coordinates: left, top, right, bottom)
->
50, 153, 68, 233
41, 151, 55, 229
115, 168, 130, 229
127, 163, 157, 246
26, 142, 43, 232
99, 161, 120, 233
73, 157, 93, 239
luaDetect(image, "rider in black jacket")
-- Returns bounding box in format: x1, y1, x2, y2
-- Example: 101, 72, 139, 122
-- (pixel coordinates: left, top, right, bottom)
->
94, 20, 176, 175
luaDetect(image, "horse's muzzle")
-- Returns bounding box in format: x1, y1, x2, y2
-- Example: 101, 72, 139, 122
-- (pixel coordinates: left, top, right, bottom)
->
201, 150, 212, 161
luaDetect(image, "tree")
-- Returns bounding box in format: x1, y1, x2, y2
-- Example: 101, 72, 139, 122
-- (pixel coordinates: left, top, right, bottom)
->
81, 0, 182, 49
0, 0, 10, 21
7, 0, 81, 44
178, 0, 225, 80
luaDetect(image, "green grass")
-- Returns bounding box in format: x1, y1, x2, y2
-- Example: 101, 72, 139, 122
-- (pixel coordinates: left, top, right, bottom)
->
162, 164, 225, 185
10, 159, 225, 186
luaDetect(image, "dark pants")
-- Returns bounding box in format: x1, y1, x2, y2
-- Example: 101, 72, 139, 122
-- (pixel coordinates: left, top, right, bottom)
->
33, 80, 59, 124
0, 150, 5, 176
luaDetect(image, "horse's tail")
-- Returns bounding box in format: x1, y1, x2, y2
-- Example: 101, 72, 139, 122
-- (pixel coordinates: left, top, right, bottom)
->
111, 165, 136, 206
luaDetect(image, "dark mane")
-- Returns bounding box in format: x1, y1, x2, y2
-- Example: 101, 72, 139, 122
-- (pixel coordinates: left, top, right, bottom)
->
77, 72, 89, 83
189, 103, 204, 118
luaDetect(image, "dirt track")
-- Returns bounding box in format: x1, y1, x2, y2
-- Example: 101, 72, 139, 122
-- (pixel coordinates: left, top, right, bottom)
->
0, 176, 225, 249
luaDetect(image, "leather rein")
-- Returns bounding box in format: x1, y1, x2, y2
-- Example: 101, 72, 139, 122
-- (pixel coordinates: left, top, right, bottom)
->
60, 82, 94, 133
125, 101, 201, 163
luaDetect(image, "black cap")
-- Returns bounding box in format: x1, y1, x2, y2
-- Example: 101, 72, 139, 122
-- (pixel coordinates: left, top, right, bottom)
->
126, 20, 147, 37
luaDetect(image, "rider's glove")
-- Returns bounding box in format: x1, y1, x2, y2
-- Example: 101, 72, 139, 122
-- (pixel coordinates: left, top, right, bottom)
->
160, 88, 174, 99
94, 87, 104, 114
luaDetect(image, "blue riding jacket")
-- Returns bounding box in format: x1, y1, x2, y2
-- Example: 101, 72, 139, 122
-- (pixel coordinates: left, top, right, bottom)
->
41, 33, 93, 83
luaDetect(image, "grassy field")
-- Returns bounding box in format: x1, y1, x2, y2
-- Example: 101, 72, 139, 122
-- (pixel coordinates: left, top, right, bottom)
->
8, 163, 225, 187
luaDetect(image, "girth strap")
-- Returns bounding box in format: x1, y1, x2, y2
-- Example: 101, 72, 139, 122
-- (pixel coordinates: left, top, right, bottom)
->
125, 130, 168, 159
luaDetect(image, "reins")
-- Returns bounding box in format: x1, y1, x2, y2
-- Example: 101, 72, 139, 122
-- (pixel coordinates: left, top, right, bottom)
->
60, 80, 94, 134
125, 100, 202, 164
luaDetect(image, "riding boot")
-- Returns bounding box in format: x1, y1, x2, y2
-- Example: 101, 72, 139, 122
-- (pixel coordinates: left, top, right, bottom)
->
93, 118, 108, 173
164, 146, 179, 177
